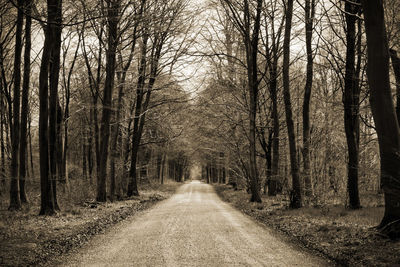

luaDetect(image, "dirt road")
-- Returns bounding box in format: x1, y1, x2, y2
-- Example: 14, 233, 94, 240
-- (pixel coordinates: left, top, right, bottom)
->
60, 181, 328, 266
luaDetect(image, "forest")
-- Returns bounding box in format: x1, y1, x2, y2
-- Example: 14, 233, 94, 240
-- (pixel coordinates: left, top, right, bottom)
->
0, 0, 400, 265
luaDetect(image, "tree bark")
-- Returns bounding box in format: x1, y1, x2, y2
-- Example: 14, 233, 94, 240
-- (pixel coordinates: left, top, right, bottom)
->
28, 114, 34, 178
246, 0, 263, 203
389, 49, 400, 126
82, 21, 103, 180
19, 0, 32, 204
270, 68, 279, 196
109, 81, 124, 201
343, 0, 361, 209
128, 18, 162, 195
82, 120, 87, 179
127, 34, 148, 197
88, 109, 94, 184
265, 131, 273, 195
110, 3, 141, 199
156, 152, 162, 182
56, 104, 64, 186
0, 97, 5, 188
39, 0, 62, 215
159, 153, 164, 184
302, 0, 315, 198
0, 39, 6, 188
282, 0, 302, 209
97, 0, 120, 202
206, 163, 210, 184
9, 0, 24, 211
61, 30, 80, 191
362, 0, 400, 237
48, 0, 63, 211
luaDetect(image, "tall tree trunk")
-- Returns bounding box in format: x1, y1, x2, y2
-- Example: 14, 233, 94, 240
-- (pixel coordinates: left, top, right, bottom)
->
88, 110, 94, 184
264, 131, 272, 194
263, 3, 284, 197
126, 112, 141, 197
389, 49, 400, 126
19, 0, 32, 204
122, 104, 135, 192
246, 0, 263, 203
94, 100, 100, 178
6, 101, 11, 158
283, 0, 302, 209
343, 0, 361, 210
206, 163, 210, 184
25, 147, 29, 179
270, 69, 279, 196
82, 120, 87, 179
8, 0, 24, 211
0, 98, 5, 188
128, 28, 162, 193
62, 106, 69, 184
57, 104, 64, 186
48, 0, 63, 211
82, 21, 102, 180
39, 0, 62, 215
109, 139, 116, 201
60, 109, 69, 184
302, 0, 315, 198
362, 0, 400, 237
62, 30, 80, 189
28, 114, 34, 178
0, 45, 5, 190
156, 152, 161, 181
97, 0, 120, 202
128, 87, 153, 195
127, 33, 149, 197
110, 17, 140, 199
160, 153, 166, 184
109, 83, 123, 201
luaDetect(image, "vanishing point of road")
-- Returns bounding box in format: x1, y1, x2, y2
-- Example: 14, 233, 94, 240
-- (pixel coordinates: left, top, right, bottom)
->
60, 181, 329, 266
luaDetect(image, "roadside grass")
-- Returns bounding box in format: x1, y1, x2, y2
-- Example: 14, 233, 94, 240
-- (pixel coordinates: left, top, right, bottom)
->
215, 184, 400, 267
0, 179, 180, 267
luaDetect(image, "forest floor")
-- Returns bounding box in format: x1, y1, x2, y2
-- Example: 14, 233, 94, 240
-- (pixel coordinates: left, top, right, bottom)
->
215, 184, 400, 267
0, 180, 179, 267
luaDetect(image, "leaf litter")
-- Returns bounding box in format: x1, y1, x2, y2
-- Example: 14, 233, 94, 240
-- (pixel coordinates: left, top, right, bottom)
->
0, 183, 179, 267
215, 184, 400, 267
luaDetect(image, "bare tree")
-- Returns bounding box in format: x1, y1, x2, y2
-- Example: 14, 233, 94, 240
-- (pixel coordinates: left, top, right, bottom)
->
19, 0, 32, 204
81, 0, 106, 182
302, 0, 316, 198
362, 0, 400, 237
389, 49, 400, 125
220, 0, 263, 202
97, 0, 121, 202
282, 0, 302, 208
39, 0, 63, 215
8, 0, 23, 211
343, 0, 361, 209
48, 0, 64, 211
60, 25, 82, 189
110, 0, 145, 201
261, 0, 284, 196
128, 0, 193, 196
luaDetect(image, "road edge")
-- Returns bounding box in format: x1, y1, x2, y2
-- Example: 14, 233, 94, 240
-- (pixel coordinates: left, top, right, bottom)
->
213, 184, 343, 267
31, 185, 180, 266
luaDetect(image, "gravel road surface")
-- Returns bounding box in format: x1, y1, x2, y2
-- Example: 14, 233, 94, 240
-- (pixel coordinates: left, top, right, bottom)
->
61, 181, 328, 267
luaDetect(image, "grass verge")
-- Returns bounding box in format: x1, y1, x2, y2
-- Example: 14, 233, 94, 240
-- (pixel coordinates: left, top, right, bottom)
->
215, 184, 400, 267
0, 182, 180, 267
